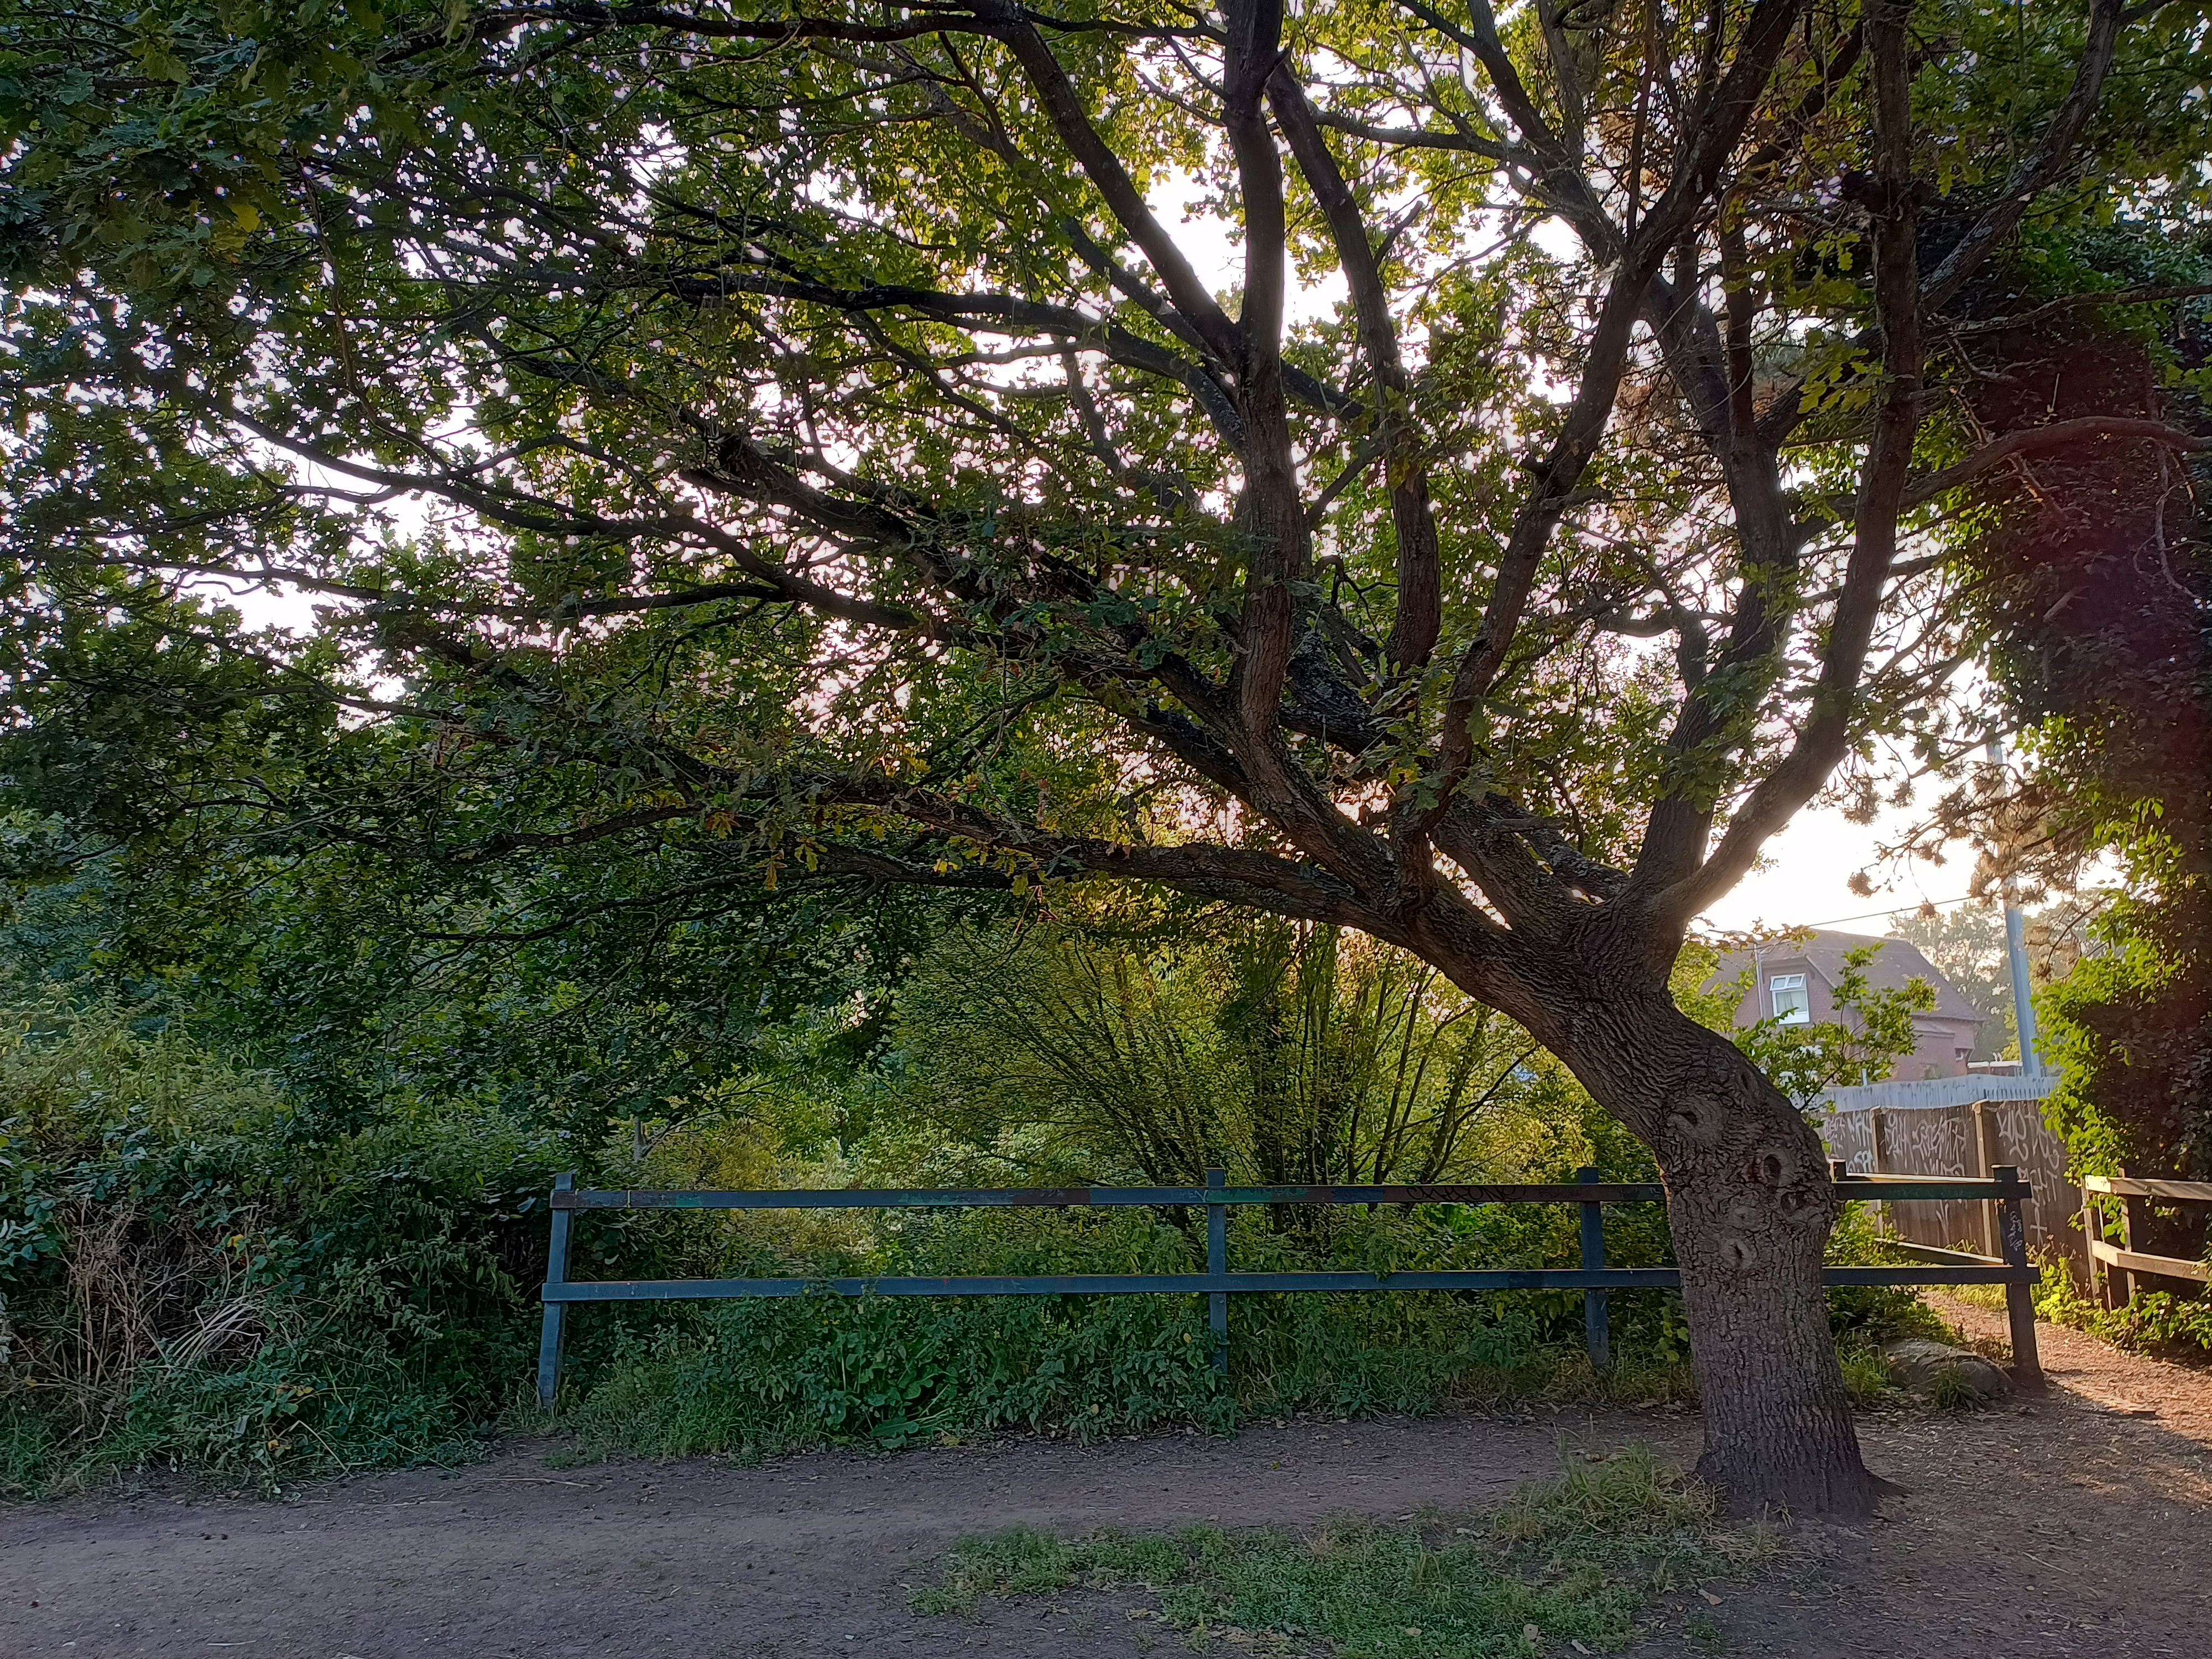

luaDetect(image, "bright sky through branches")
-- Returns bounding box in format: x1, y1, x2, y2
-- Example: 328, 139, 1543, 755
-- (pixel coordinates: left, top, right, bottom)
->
1159, 175, 1953, 941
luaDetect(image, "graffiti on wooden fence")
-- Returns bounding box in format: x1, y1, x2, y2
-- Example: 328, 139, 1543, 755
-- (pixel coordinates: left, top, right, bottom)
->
1817, 1093, 2082, 1279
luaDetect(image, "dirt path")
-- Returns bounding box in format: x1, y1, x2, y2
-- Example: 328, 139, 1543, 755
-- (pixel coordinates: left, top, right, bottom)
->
1617, 1296, 2212, 1658
1932, 1288, 2212, 1443
0, 1412, 1639, 1658
3, 1312, 2207, 1659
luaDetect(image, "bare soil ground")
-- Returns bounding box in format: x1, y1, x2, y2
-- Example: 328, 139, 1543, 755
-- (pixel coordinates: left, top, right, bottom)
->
3, 1302, 2206, 1659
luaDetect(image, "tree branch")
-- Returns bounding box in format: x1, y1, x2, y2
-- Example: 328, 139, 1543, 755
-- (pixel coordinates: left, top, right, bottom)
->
1651, 0, 1923, 928
1426, 0, 1815, 855
1919, 0, 2126, 315
1901, 417, 2212, 510
1270, 65, 1444, 672
982, 0, 1245, 365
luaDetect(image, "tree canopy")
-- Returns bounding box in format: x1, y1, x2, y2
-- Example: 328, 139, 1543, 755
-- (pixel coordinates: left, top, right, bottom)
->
1923, 222, 2212, 1187
2, 0, 2199, 979
5, 0, 2209, 1514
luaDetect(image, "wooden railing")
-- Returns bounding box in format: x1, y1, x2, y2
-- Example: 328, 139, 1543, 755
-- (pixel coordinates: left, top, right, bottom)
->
2080, 1175, 2212, 1307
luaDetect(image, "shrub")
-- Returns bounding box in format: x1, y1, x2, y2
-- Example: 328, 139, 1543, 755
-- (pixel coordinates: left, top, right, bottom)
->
0, 993, 569, 1492
2034, 1258, 2212, 1359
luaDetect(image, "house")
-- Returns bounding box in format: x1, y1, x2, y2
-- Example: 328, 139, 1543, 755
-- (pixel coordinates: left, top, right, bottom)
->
1709, 930, 1986, 1082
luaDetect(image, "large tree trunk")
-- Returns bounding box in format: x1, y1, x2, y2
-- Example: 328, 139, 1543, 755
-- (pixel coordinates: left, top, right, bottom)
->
1426, 907, 1888, 1519
1558, 985, 1881, 1517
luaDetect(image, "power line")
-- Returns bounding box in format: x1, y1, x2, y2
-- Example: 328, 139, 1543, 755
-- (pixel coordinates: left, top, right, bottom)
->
1704, 891, 1992, 933
1801, 893, 1993, 930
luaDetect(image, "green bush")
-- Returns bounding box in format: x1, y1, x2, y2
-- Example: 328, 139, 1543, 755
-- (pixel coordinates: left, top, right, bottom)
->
2034, 1258, 2212, 1358
1820, 1202, 1955, 1347
0, 993, 570, 1492
563, 1281, 1232, 1459
0, 992, 1961, 1487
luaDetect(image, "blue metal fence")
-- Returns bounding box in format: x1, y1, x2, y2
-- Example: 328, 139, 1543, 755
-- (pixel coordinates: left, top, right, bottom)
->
534, 1164, 2042, 1407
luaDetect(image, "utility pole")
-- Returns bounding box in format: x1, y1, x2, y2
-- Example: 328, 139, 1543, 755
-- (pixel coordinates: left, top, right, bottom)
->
1986, 740, 2043, 1078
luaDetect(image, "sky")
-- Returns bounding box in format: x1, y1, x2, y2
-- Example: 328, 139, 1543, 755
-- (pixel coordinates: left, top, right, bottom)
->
1691, 800, 1980, 938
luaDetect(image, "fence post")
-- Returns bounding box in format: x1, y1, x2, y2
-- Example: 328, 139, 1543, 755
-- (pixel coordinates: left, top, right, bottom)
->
2079, 1182, 2111, 1307
1868, 1108, 1889, 1237
1206, 1167, 1229, 1375
2117, 1182, 2145, 1308
1576, 1166, 1610, 1370
1972, 1102, 2003, 1258
1994, 1165, 2042, 1385
536, 1171, 575, 1411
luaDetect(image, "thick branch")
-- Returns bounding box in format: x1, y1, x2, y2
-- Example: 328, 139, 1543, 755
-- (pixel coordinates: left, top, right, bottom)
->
1949, 281, 2212, 336
983, 1, 1244, 365
1919, 0, 2126, 314
670, 265, 1252, 447
1428, 0, 1815, 836
1270, 66, 1443, 672
1652, 0, 1924, 927
1902, 417, 2212, 509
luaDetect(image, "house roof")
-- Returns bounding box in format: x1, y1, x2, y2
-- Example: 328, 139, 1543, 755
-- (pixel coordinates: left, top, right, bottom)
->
1710, 929, 1985, 1025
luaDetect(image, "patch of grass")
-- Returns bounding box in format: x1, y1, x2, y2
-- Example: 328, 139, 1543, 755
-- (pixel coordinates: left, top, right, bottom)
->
1833, 1342, 1892, 1405
1927, 1365, 1991, 1412
908, 1528, 1076, 1614
910, 1447, 1770, 1656
1943, 1281, 2009, 1312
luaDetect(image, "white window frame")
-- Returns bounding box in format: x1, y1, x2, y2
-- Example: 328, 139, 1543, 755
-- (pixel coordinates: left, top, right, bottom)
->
1770, 973, 1811, 1025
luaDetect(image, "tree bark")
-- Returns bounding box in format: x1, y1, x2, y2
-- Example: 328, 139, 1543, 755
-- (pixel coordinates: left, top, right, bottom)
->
1422, 916, 1884, 1519
1567, 989, 1878, 1516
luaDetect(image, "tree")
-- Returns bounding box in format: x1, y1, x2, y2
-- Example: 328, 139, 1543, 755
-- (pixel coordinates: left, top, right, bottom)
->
1907, 221, 2212, 1190
1885, 899, 2108, 1064
3, 0, 2206, 1513
894, 907, 1545, 1193
0, 790, 966, 1152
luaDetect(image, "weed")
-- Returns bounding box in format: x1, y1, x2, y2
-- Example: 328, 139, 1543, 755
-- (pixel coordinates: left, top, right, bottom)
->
1834, 1343, 1892, 1404
909, 1448, 1770, 1657
0, 993, 1973, 1491
1927, 1365, 1991, 1412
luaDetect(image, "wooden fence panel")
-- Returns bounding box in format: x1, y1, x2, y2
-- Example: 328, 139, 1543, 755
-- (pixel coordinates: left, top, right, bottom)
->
1879, 1107, 1983, 1250
1990, 1097, 2077, 1266
1817, 1097, 2084, 1280
1825, 1109, 1875, 1175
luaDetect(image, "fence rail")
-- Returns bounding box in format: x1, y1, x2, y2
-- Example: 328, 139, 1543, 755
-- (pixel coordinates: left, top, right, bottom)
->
534, 1167, 2042, 1408
1817, 1095, 2077, 1276
2081, 1175, 2212, 1305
